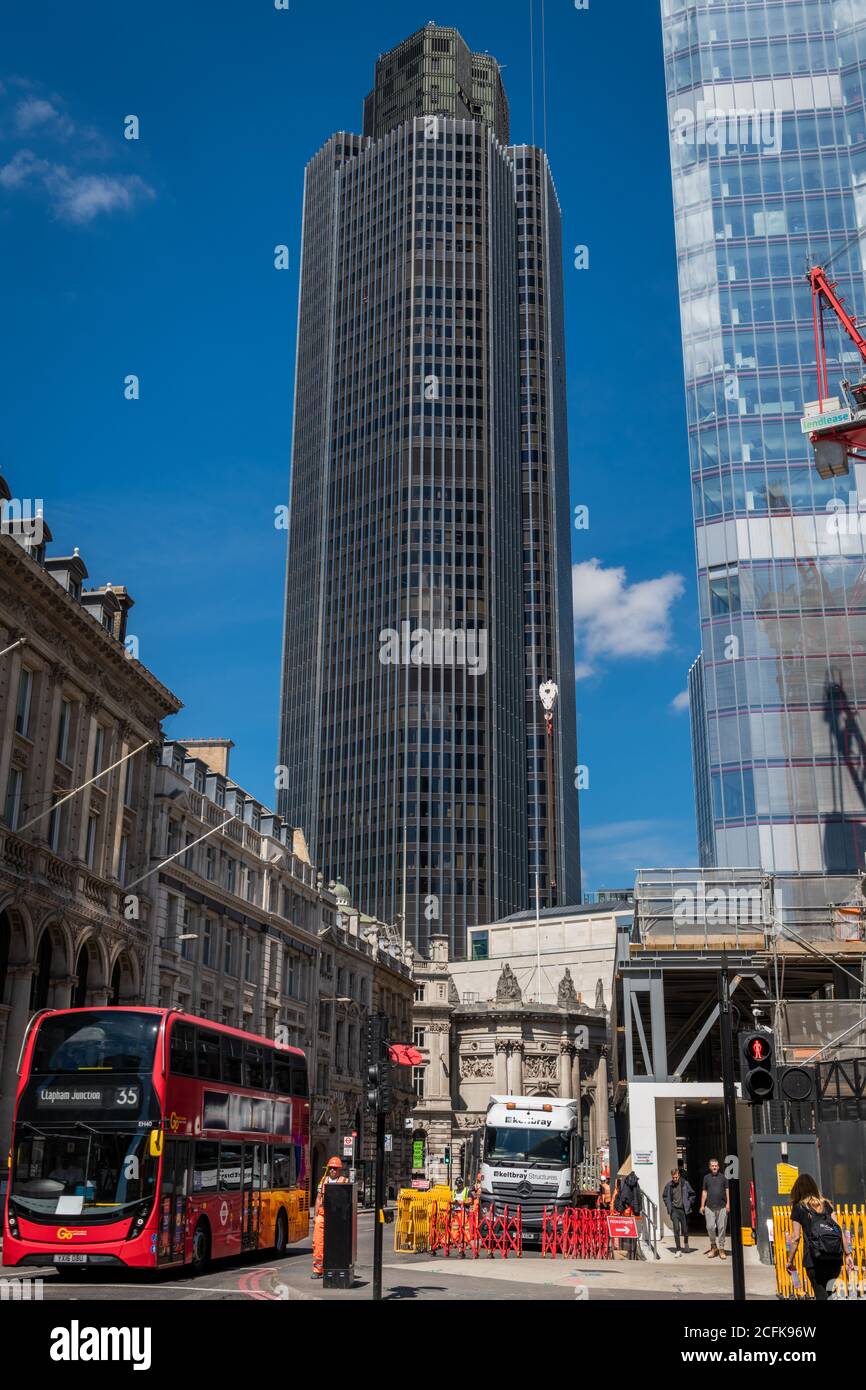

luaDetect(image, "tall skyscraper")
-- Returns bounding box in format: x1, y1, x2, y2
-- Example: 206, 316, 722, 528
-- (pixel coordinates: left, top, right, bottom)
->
662, 0, 866, 897
278, 23, 579, 955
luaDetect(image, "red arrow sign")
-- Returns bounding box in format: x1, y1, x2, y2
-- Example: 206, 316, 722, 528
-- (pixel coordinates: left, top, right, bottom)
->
388, 1044, 426, 1066
607, 1216, 638, 1239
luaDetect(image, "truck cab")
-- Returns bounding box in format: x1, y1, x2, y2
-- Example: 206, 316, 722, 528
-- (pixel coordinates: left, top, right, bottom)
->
479, 1095, 583, 1239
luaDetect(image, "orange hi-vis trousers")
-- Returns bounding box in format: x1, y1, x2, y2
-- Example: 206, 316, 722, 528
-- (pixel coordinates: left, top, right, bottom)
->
312, 1210, 325, 1274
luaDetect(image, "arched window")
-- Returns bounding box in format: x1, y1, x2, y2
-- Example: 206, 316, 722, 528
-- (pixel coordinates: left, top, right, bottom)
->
110, 960, 122, 1005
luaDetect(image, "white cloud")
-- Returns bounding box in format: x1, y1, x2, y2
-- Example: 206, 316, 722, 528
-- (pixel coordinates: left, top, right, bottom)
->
670, 689, 690, 713
0, 148, 154, 223
15, 98, 74, 138
580, 817, 697, 890
49, 170, 154, 223
0, 148, 41, 189
572, 558, 685, 672
0, 83, 148, 221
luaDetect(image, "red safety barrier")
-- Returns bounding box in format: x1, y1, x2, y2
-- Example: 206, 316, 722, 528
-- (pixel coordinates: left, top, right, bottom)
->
429, 1201, 522, 1259
541, 1207, 612, 1259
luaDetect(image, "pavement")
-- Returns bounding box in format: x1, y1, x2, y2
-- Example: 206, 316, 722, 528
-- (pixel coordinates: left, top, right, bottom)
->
0, 1214, 779, 1302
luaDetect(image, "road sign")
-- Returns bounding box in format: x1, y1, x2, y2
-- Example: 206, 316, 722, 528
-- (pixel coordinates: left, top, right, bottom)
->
607, 1215, 638, 1239
384, 1133, 393, 1153
342, 1135, 354, 1158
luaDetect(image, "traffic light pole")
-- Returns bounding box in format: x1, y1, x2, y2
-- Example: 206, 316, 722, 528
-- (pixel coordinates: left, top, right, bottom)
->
372, 1107, 386, 1302
718, 966, 747, 1302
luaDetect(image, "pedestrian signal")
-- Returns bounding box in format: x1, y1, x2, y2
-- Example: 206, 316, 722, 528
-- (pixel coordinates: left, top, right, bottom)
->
738, 1030, 775, 1103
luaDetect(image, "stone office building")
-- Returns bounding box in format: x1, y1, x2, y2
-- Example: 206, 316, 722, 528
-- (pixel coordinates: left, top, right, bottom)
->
148, 739, 324, 1047
150, 746, 416, 1194
0, 478, 182, 1153
311, 882, 415, 1195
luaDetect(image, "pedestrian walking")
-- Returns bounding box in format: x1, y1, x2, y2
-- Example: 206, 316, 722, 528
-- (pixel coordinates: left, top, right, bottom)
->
787, 1173, 853, 1301
311, 1156, 349, 1279
700, 1157, 729, 1259
662, 1167, 696, 1257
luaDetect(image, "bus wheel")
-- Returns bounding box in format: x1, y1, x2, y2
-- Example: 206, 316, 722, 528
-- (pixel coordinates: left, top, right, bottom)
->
274, 1209, 288, 1257
191, 1219, 211, 1275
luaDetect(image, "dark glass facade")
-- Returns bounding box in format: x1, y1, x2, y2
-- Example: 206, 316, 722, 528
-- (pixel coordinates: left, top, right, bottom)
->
279, 24, 578, 955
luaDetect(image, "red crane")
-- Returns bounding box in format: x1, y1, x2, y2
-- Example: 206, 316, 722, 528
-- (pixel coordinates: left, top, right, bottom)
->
805, 259, 866, 477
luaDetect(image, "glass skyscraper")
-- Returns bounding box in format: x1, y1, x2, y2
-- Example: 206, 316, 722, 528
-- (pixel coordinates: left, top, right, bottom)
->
278, 24, 579, 956
662, 0, 866, 894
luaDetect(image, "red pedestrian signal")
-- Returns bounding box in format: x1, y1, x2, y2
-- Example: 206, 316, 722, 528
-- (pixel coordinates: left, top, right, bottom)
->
738, 1030, 775, 1103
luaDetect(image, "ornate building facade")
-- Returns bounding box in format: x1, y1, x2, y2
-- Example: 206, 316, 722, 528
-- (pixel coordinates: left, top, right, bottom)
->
0, 479, 182, 1154
410, 903, 627, 1184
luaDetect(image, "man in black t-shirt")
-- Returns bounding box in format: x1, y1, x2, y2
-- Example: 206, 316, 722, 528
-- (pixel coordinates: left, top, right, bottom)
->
700, 1157, 730, 1259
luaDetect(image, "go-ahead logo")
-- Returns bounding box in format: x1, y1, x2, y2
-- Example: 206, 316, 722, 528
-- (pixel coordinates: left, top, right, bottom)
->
56, 1228, 86, 1240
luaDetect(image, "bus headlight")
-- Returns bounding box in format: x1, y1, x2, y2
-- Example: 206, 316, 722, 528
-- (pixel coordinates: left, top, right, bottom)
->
7, 1212, 19, 1237
124, 1202, 152, 1240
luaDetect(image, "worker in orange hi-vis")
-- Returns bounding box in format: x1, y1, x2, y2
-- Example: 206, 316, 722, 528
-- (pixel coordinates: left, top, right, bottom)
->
311, 1157, 349, 1278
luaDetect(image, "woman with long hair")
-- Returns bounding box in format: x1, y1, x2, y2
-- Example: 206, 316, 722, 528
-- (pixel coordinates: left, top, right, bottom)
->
786, 1173, 853, 1301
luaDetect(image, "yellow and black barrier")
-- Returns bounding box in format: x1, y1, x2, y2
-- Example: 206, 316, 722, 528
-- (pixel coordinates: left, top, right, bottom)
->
394, 1187, 455, 1253
773, 1204, 866, 1299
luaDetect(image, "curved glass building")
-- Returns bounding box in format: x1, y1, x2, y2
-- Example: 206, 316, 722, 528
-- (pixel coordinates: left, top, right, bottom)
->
663, 0, 866, 897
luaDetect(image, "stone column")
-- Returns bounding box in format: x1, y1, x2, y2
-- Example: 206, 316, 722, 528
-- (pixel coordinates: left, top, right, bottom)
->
0, 964, 36, 1153
559, 1040, 574, 1099
53, 975, 76, 1010
571, 1048, 581, 1111
594, 1050, 610, 1147
509, 1041, 525, 1095
494, 1038, 508, 1093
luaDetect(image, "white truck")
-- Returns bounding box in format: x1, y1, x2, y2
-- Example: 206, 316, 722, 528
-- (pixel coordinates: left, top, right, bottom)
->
479, 1095, 588, 1240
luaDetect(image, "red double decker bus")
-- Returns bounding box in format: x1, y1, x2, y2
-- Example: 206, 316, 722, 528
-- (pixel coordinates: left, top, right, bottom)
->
3, 1006, 310, 1273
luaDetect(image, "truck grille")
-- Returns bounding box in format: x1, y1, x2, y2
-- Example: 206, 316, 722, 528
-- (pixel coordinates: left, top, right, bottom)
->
488, 1183, 564, 1228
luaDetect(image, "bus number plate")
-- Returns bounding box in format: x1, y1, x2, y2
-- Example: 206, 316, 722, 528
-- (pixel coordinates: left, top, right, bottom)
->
54, 1254, 88, 1265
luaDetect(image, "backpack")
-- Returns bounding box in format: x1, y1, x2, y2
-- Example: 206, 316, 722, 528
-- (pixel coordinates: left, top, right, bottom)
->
805, 1203, 844, 1260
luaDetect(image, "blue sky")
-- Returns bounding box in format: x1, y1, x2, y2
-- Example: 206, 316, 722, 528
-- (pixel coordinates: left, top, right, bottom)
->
1, 0, 699, 892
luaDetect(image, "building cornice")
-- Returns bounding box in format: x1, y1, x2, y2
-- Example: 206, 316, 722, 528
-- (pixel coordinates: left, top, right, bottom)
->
0, 534, 182, 722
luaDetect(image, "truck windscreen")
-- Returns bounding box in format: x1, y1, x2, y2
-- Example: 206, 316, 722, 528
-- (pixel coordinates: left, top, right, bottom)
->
484, 1126, 570, 1165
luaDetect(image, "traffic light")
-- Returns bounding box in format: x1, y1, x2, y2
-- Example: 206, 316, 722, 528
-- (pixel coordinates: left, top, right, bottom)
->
444, 1145, 451, 1168
365, 1012, 392, 1114
738, 1030, 775, 1102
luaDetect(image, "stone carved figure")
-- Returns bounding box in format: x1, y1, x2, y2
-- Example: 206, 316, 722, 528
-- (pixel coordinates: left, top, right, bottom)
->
495, 962, 522, 1004
460, 1055, 494, 1080
524, 1054, 558, 1080
557, 968, 579, 1008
